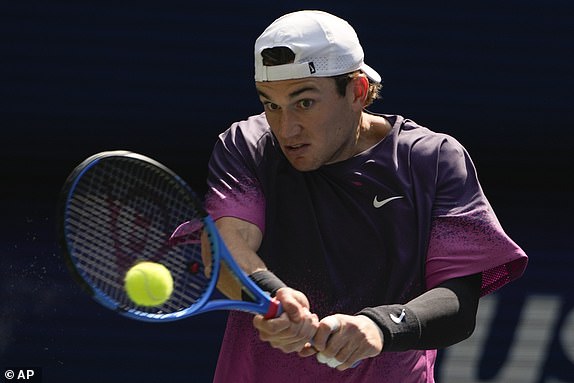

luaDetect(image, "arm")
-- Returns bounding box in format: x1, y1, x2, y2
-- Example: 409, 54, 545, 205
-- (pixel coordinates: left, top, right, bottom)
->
307, 273, 481, 369
214, 216, 319, 352
360, 272, 481, 351
213, 216, 266, 300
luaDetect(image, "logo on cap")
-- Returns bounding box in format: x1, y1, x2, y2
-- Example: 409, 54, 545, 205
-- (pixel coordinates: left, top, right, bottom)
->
308, 62, 316, 74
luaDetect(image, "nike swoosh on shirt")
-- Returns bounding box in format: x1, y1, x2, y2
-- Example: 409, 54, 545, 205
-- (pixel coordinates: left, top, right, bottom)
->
373, 195, 404, 208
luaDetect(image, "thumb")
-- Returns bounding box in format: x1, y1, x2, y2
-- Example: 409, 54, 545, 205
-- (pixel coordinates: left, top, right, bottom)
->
275, 288, 309, 322
281, 299, 309, 323
321, 315, 341, 332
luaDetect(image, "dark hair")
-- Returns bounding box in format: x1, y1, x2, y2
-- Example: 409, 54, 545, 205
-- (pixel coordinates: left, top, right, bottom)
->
260, 46, 381, 106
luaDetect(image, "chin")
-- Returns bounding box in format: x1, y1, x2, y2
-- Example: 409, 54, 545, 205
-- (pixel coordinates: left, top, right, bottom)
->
288, 159, 320, 172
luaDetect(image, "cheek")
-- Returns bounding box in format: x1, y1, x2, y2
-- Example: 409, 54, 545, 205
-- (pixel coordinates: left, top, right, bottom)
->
322, 105, 355, 138
264, 112, 280, 134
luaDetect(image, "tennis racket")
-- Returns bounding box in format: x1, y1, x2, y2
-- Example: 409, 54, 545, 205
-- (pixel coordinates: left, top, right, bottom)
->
58, 150, 282, 322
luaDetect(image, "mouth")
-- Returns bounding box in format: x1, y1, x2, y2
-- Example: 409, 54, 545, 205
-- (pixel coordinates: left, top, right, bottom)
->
284, 143, 309, 154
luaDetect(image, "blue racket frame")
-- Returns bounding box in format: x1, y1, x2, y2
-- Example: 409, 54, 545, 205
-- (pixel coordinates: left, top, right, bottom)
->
59, 151, 281, 323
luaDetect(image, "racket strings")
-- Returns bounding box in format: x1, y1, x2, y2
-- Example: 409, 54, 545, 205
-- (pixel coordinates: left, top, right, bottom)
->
64, 156, 213, 316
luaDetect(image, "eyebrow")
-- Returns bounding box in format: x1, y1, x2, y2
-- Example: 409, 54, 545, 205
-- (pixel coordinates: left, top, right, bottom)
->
257, 85, 320, 101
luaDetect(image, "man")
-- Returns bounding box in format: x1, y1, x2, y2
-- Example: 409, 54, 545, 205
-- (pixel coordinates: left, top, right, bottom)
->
205, 10, 527, 382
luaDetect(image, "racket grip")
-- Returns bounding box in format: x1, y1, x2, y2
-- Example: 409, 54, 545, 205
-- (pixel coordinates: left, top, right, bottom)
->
263, 298, 283, 319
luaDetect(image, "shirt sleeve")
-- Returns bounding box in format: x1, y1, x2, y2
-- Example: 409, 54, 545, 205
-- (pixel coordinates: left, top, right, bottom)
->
204, 118, 267, 233
424, 137, 528, 296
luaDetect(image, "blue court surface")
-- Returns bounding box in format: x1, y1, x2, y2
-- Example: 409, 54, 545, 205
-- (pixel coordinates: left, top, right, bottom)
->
1, 2, 572, 382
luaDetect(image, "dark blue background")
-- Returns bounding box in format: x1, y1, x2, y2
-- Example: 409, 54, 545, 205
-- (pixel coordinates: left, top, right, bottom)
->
1, 1, 572, 382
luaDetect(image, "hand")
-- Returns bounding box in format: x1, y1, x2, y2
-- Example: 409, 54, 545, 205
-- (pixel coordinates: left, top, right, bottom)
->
252, 287, 319, 353
300, 314, 383, 370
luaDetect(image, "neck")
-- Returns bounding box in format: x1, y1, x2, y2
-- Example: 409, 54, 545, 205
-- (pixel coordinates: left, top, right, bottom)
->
356, 112, 391, 151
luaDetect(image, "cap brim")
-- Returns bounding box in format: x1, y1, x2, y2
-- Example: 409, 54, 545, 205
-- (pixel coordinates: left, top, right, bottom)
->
361, 63, 381, 83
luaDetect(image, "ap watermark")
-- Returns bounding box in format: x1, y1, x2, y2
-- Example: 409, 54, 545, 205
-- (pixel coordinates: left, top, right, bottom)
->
3, 368, 42, 382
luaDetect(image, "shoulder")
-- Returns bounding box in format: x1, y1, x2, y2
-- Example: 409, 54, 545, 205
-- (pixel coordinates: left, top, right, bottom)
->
216, 113, 277, 165
222, 113, 273, 148
375, 116, 475, 191
394, 117, 462, 154
388, 117, 469, 171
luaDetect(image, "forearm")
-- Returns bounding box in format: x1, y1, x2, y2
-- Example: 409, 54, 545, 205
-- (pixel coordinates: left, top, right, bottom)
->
214, 217, 266, 299
357, 273, 481, 351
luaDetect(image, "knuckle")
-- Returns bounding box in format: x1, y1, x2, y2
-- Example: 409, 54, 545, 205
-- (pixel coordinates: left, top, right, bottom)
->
258, 332, 271, 342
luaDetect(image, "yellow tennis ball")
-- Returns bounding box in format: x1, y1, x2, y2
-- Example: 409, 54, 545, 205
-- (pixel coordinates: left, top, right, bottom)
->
124, 261, 173, 307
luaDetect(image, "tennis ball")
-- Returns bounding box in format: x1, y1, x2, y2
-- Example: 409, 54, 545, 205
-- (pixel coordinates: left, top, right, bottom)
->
124, 261, 173, 307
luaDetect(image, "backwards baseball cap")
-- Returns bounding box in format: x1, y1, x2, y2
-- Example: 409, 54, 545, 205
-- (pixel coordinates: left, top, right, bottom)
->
254, 10, 381, 83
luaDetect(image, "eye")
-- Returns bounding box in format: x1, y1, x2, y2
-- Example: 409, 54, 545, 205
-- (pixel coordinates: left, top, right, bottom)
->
263, 101, 280, 111
297, 99, 314, 109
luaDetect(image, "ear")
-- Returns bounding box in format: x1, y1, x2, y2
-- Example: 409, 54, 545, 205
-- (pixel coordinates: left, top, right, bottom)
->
351, 75, 369, 110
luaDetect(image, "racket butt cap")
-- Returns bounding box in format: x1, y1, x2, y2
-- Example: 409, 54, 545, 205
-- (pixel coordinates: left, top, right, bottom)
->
263, 298, 282, 319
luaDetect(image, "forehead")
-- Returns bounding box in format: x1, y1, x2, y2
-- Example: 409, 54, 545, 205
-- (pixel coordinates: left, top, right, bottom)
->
255, 77, 336, 100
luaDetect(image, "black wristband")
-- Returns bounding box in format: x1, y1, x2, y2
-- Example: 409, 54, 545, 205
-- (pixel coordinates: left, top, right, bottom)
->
357, 305, 422, 352
248, 270, 287, 297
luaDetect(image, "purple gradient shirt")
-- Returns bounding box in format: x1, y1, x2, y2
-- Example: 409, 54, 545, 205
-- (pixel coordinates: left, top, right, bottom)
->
205, 113, 527, 382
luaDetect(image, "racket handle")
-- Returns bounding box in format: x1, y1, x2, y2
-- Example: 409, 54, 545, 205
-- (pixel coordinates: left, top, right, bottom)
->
263, 297, 283, 319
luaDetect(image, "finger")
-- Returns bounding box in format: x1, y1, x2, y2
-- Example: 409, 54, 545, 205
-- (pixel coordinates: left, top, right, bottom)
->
333, 342, 365, 370
270, 333, 315, 353
298, 343, 317, 358
259, 312, 318, 346
315, 316, 365, 369
312, 315, 341, 351
288, 312, 319, 342
317, 352, 361, 370
275, 289, 309, 322
331, 343, 358, 370
338, 357, 362, 370
253, 312, 290, 335
322, 315, 341, 332
314, 315, 343, 366
316, 352, 342, 368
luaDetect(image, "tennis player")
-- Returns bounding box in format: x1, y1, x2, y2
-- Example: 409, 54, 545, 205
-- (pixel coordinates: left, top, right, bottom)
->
205, 10, 528, 382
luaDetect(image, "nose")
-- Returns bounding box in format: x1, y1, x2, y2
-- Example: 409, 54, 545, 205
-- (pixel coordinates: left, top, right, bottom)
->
277, 110, 301, 140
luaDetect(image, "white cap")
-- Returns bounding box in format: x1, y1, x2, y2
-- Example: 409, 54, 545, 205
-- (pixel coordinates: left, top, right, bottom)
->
254, 10, 381, 83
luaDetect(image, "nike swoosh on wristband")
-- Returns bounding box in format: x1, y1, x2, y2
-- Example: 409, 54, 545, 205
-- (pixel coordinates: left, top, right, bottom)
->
390, 309, 406, 324
373, 195, 404, 208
